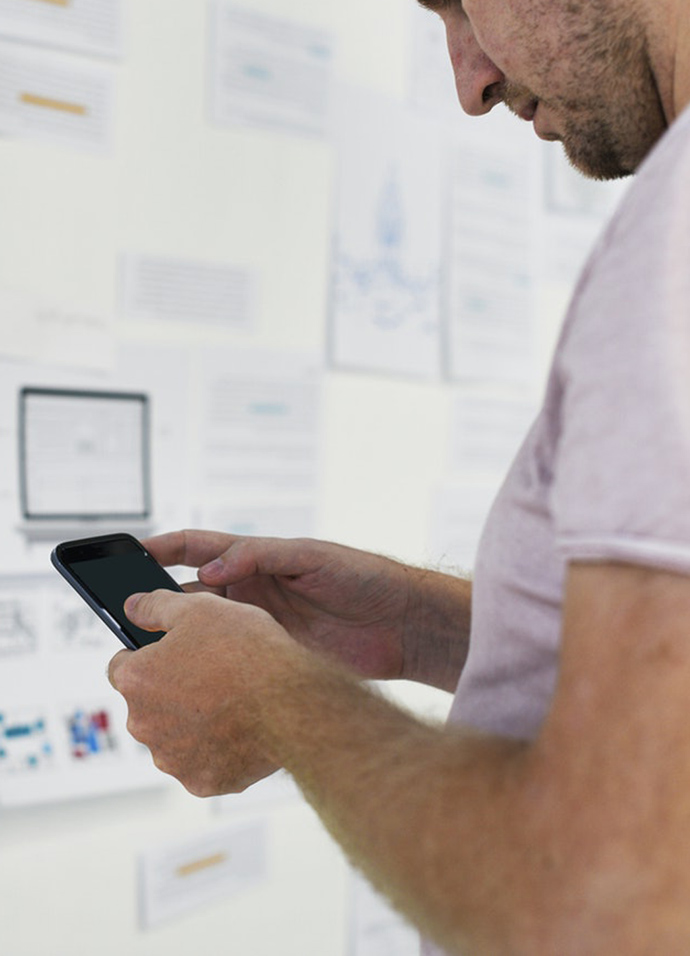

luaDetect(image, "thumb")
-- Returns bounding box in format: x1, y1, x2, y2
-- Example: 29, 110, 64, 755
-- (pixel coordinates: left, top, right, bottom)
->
124, 588, 189, 632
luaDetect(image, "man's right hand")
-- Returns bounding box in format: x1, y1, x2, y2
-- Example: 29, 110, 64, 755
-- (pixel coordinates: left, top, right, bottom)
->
142, 530, 470, 688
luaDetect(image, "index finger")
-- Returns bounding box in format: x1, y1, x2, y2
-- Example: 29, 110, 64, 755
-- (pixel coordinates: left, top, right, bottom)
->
142, 530, 240, 569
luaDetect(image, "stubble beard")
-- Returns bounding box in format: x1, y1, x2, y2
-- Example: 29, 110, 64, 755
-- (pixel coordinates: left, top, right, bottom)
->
557, 59, 667, 180
503, 1, 668, 180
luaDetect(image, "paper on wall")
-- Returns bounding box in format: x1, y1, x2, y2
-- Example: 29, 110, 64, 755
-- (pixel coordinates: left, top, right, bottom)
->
138, 821, 268, 929
209, 2, 334, 137
429, 480, 502, 574
193, 346, 322, 502
0, 342, 193, 577
406, 2, 458, 118
0, 287, 115, 369
198, 501, 316, 540
120, 253, 256, 331
0, 574, 161, 807
445, 115, 541, 388
0, 0, 123, 60
347, 871, 419, 956
329, 85, 443, 379
0, 39, 115, 151
448, 392, 539, 477
214, 771, 301, 816
541, 146, 629, 286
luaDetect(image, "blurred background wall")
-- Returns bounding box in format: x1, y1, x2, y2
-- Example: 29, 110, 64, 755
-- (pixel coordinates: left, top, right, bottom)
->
0, 1, 626, 953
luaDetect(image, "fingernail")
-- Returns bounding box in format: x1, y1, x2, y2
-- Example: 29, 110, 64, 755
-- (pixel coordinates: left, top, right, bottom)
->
124, 592, 144, 615
201, 559, 224, 578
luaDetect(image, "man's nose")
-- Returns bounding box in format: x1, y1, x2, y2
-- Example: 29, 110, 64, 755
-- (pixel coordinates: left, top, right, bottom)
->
446, 23, 505, 116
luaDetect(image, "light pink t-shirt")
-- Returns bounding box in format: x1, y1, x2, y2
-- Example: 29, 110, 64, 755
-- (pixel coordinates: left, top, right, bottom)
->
423, 104, 690, 955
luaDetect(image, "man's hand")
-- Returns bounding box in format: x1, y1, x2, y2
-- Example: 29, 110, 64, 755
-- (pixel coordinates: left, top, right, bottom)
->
108, 588, 302, 796
140, 529, 471, 691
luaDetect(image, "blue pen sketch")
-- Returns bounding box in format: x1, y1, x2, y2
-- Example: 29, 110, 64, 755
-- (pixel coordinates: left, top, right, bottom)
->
0, 710, 54, 772
333, 165, 439, 333
0, 595, 38, 656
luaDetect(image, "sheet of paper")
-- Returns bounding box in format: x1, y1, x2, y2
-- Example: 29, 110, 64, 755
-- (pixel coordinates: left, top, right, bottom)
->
0, 0, 122, 59
0, 342, 192, 578
448, 392, 539, 476
541, 146, 629, 285
0, 341, 199, 807
0, 288, 115, 369
121, 253, 256, 331
198, 500, 316, 540
209, 2, 334, 136
192, 347, 322, 503
0, 573, 161, 807
429, 480, 502, 573
543, 146, 627, 220
347, 871, 419, 956
139, 821, 268, 929
406, 3, 458, 117
214, 771, 301, 816
329, 85, 443, 379
445, 114, 540, 387
0, 40, 115, 151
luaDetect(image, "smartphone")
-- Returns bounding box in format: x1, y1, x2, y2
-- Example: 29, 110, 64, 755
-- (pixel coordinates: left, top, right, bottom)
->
51, 533, 183, 649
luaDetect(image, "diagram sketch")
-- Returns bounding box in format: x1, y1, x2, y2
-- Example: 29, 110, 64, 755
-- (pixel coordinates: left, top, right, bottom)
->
52, 592, 112, 651
333, 166, 438, 334
446, 128, 539, 387
329, 86, 444, 379
0, 593, 38, 656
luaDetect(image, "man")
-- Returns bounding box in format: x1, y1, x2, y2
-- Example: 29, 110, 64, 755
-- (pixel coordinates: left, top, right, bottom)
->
109, 0, 690, 952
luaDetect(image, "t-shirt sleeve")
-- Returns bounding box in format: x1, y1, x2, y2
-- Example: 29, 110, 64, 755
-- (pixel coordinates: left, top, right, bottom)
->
551, 122, 690, 574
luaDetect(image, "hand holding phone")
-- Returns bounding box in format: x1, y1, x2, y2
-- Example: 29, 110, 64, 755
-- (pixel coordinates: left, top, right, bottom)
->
51, 533, 183, 649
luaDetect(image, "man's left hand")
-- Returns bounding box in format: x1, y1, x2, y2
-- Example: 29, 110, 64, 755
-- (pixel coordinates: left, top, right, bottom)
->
107, 589, 296, 796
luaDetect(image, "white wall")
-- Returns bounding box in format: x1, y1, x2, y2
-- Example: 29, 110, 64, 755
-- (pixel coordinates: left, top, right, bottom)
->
0, 1, 625, 954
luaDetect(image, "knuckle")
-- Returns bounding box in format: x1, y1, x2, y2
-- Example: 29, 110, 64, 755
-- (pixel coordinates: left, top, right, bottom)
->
125, 713, 145, 742
184, 779, 213, 799
151, 752, 175, 775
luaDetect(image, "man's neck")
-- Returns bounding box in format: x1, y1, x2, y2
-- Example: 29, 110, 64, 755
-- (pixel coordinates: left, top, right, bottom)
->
643, 0, 690, 121
672, 2, 690, 117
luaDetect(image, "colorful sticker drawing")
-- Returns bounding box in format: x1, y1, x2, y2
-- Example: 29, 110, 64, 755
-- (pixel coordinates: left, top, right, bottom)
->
65, 707, 118, 760
0, 709, 54, 772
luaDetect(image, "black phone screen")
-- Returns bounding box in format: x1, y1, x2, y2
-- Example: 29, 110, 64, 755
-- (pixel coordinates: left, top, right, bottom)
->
55, 535, 182, 647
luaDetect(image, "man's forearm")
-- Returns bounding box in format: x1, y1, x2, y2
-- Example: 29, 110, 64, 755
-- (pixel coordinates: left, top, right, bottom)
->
259, 646, 538, 956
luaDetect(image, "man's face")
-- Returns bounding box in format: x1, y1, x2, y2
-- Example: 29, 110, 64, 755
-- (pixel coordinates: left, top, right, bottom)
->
433, 0, 668, 180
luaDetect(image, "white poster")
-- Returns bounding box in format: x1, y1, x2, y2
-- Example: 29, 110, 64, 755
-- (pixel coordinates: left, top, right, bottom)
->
407, 2, 458, 118
0, 574, 161, 807
0, 40, 115, 151
0, 0, 123, 59
121, 253, 256, 331
209, 3, 334, 137
448, 392, 538, 476
348, 871, 419, 956
541, 145, 629, 285
139, 821, 268, 929
0, 288, 114, 369
429, 480, 501, 573
330, 85, 443, 379
445, 113, 540, 387
193, 346, 322, 500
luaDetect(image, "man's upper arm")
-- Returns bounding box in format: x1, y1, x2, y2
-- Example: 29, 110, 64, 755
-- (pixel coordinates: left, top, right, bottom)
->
526, 561, 690, 948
